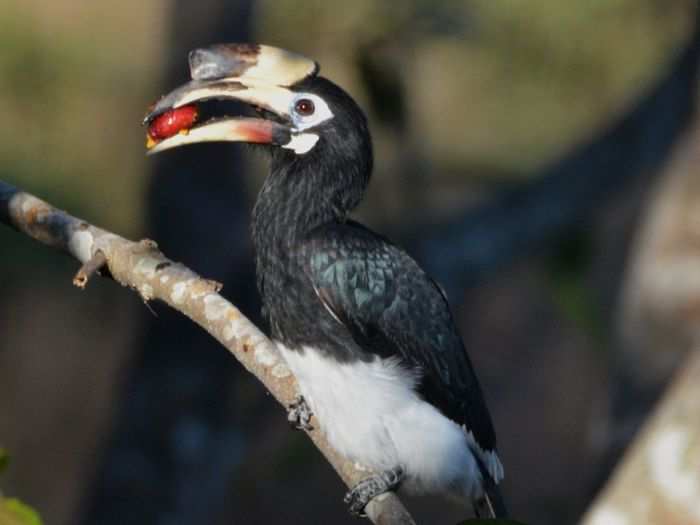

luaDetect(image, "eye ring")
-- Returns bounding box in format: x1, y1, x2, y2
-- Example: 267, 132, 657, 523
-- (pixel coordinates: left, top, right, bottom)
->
294, 98, 315, 117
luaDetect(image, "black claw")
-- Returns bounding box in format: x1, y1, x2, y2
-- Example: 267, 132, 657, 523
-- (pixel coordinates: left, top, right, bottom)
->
287, 395, 314, 431
344, 466, 404, 517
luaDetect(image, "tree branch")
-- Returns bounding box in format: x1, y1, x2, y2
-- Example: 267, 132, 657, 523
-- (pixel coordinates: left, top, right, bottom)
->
0, 179, 417, 525
581, 349, 700, 525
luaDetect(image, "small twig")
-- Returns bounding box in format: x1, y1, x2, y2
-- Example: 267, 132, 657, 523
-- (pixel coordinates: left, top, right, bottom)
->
73, 250, 107, 289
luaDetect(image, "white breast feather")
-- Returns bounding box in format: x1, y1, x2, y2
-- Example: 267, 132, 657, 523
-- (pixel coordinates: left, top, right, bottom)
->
276, 343, 499, 500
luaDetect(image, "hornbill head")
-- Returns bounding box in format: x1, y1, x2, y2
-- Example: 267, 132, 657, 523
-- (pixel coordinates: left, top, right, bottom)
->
144, 43, 372, 182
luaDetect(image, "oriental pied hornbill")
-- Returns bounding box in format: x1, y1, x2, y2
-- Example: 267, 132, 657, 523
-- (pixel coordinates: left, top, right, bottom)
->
144, 43, 506, 519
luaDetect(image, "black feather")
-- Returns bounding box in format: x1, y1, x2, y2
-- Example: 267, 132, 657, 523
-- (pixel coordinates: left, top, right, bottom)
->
297, 220, 497, 454
250, 74, 502, 495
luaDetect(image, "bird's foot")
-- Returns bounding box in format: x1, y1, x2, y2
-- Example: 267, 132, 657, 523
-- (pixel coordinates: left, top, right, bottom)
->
287, 395, 313, 431
344, 466, 404, 517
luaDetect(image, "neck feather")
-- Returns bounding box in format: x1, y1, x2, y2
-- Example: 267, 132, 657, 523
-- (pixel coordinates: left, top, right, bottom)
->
252, 150, 369, 250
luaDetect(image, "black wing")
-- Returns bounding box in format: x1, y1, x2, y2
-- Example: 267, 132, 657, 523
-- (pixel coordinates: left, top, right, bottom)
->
297, 220, 497, 456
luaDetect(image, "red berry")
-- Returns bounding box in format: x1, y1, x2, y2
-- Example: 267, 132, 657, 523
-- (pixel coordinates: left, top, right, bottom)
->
148, 105, 198, 141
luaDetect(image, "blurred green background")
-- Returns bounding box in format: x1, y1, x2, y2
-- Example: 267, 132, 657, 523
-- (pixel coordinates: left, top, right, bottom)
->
0, 0, 692, 232
0, 1, 697, 524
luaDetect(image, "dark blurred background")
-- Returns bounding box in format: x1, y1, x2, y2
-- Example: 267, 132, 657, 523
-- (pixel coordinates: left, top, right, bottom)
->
1, 1, 699, 524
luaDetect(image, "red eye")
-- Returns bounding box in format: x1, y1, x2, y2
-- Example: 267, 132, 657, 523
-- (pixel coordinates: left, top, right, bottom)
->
294, 98, 315, 116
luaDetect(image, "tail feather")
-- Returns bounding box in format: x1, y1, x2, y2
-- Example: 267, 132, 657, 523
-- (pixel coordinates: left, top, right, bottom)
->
472, 452, 508, 519
474, 482, 508, 519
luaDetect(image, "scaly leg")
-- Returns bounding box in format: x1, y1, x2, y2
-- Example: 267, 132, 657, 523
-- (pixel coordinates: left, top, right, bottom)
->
344, 466, 405, 517
287, 395, 313, 431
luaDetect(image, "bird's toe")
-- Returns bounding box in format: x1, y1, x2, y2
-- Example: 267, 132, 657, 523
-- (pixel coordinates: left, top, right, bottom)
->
287, 395, 314, 431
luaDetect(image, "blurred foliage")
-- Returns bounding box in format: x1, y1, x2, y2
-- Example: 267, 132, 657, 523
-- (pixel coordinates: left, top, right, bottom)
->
0, 0, 695, 236
0, 2, 166, 236
544, 231, 606, 349
0, 450, 42, 525
258, 0, 695, 177
0, 499, 43, 525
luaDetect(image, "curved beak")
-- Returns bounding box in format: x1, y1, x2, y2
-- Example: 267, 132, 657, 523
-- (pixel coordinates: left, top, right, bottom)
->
144, 43, 318, 155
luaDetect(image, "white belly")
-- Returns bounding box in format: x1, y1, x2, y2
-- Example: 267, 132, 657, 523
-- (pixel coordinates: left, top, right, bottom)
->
277, 343, 485, 499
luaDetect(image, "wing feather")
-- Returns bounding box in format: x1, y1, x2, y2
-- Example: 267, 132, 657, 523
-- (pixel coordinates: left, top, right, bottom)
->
297, 221, 499, 464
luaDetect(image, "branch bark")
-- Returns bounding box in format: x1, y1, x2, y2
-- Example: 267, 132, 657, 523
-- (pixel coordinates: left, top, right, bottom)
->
0, 179, 417, 525
581, 349, 700, 525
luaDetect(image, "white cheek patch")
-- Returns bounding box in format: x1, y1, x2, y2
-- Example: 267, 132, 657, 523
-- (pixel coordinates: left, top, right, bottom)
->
283, 132, 319, 154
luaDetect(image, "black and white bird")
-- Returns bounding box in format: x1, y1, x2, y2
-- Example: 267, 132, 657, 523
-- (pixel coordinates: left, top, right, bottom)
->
145, 43, 506, 519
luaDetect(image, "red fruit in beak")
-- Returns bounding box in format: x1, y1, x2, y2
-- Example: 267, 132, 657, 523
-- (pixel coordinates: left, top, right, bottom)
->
147, 105, 199, 146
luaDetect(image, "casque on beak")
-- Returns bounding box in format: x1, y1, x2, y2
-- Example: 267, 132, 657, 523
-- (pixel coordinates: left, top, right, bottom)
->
144, 44, 319, 154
